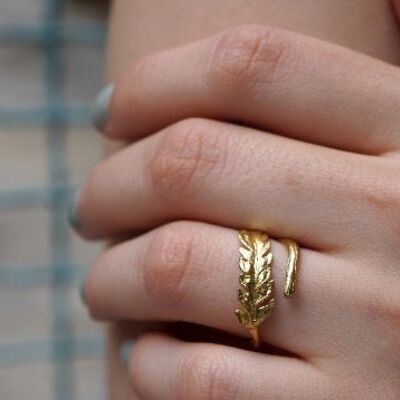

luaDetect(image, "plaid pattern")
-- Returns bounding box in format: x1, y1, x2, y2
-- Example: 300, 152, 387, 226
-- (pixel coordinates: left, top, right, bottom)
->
0, 0, 107, 398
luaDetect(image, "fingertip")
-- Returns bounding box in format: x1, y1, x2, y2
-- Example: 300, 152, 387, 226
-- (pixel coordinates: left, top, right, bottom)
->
120, 340, 136, 367
91, 83, 114, 133
67, 187, 83, 233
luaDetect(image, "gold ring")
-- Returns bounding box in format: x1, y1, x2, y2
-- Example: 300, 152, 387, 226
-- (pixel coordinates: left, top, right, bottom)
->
235, 230, 275, 348
280, 238, 300, 298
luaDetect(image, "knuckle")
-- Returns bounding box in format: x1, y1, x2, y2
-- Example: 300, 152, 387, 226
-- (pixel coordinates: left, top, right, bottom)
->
118, 56, 149, 104
362, 166, 400, 236
207, 24, 290, 92
150, 118, 229, 199
384, 302, 400, 346
365, 176, 399, 213
177, 349, 242, 400
378, 281, 400, 335
367, 290, 400, 365
356, 268, 400, 357
142, 222, 200, 307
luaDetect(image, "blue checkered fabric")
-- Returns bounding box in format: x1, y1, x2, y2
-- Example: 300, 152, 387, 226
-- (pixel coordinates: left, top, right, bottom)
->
0, 0, 107, 398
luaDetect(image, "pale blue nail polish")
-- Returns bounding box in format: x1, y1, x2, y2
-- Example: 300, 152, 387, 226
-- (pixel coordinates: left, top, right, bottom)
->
91, 83, 114, 132
67, 187, 82, 232
120, 340, 135, 367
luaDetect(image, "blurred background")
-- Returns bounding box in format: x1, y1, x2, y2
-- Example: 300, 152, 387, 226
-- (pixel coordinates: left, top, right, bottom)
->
0, 0, 109, 398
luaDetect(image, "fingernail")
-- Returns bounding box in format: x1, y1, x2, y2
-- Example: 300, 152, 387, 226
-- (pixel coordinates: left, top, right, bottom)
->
91, 83, 114, 132
67, 187, 82, 232
119, 340, 135, 367
79, 280, 87, 306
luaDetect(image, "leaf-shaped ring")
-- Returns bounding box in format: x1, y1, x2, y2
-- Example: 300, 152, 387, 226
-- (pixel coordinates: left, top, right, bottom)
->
235, 230, 275, 348
280, 238, 300, 298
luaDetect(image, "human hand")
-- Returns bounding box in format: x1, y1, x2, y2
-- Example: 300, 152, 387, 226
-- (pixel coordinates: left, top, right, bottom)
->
73, 25, 400, 399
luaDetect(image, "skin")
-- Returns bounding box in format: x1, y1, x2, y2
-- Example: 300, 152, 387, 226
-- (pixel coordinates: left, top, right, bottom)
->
80, 0, 400, 398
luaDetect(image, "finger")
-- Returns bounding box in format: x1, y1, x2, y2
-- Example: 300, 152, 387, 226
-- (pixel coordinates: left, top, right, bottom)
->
84, 220, 345, 357
78, 118, 387, 250
103, 23, 400, 154
126, 331, 328, 400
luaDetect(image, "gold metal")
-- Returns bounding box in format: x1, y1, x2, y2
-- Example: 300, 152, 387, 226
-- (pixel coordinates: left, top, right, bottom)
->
280, 238, 300, 298
235, 230, 274, 348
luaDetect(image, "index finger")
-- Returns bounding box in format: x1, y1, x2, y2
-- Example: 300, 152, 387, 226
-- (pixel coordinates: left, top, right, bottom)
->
98, 24, 400, 155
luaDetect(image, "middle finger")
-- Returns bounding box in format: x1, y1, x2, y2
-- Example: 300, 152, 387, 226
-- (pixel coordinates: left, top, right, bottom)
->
77, 117, 381, 250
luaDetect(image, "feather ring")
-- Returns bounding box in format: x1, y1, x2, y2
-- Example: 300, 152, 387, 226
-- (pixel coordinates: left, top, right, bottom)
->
235, 230, 274, 345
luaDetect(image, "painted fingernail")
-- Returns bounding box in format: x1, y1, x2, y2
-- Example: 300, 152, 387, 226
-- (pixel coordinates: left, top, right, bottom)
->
67, 187, 82, 233
91, 83, 114, 132
79, 280, 87, 306
119, 340, 135, 367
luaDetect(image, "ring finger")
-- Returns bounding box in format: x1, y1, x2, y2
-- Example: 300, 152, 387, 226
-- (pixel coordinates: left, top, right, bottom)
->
83, 220, 349, 358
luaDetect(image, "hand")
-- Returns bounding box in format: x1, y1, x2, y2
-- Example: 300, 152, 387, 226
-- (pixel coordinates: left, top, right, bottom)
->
74, 25, 400, 399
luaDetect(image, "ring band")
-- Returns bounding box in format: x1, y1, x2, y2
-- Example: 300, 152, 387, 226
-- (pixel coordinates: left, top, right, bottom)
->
235, 230, 275, 348
280, 238, 300, 298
